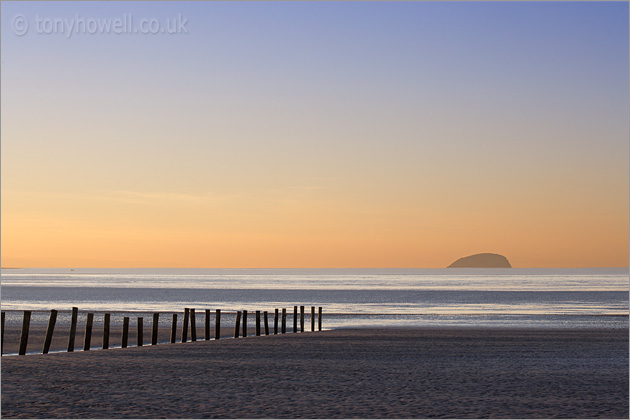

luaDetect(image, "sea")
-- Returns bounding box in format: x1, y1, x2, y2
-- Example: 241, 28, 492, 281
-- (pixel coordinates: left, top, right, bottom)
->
1, 267, 628, 330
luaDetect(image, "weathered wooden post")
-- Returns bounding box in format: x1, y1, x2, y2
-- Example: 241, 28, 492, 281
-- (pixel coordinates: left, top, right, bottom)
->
264, 311, 269, 335
234, 311, 241, 338
182, 308, 190, 343
67, 307, 79, 352
215, 309, 221, 340
171, 313, 177, 343
122, 316, 129, 348
83, 313, 94, 351
190, 308, 197, 342
281, 308, 286, 334
18, 310, 31, 355
152, 313, 159, 345
137, 317, 143, 347
205, 309, 211, 340
311, 306, 315, 332
42, 309, 58, 354
103, 313, 111, 349
243, 310, 248, 337
319, 307, 322, 331
256, 311, 261, 336
293, 306, 298, 333
1, 311, 6, 355
274, 308, 279, 334
300, 306, 305, 333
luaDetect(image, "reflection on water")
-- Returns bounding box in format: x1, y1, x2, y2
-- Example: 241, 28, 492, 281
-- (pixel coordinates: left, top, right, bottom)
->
2, 267, 628, 291
1, 268, 627, 328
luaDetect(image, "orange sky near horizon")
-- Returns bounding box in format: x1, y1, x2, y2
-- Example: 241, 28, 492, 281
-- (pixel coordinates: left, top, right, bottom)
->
1, 2, 628, 268
2, 172, 627, 268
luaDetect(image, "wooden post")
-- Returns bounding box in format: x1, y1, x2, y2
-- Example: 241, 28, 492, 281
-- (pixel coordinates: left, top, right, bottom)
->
300, 306, 305, 333
215, 309, 221, 340
1, 311, 5, 355
171, 313, 177, 343
152, 313, 159, 345
234, 311, 241, 338
318, 307, 322, 331
42, 309, 58, 354
67, 307, 78, 352
242, 310, 248, 337
182, 308, 189, 343
281, 308, 286, 334
274, 308, 279, 334
311, 306, 315, 332
256, 311, 261, 336
264, 311, 269, 335
18, 310, 31, 355
205, 309, 211, 340
122, 316, 129, 348
83, 313, 94, 351
137, 317, 143, 347
293, 306, 297, 333
103, 313, 110, 349
190, 308, 197, 342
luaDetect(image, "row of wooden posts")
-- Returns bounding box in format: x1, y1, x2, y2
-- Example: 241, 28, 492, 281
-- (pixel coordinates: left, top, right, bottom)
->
0, 306, 323, 356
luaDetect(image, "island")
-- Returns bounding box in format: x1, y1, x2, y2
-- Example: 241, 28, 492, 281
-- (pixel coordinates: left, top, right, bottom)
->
447, 253, 512, 268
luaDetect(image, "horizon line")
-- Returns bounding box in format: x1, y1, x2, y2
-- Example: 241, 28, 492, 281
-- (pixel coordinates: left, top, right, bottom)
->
2, 266, 629, 270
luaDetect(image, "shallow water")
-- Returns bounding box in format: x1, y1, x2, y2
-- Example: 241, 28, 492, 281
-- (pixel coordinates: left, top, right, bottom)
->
2, 268, 628, 328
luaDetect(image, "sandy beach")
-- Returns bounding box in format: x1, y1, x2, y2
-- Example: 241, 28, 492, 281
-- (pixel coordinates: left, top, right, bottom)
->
1, 320, 239, 355
1, 327, 627, 418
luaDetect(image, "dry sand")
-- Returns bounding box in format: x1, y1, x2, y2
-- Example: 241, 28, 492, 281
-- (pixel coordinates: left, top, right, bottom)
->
1, 328, 628, 418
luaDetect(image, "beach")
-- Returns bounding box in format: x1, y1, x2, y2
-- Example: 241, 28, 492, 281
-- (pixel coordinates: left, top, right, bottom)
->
1, 327, 628, 418
0, 318, 240, 355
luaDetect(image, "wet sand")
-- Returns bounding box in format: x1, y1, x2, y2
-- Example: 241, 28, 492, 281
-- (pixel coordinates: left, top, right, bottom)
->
1, 323, 238, 355
1, 328, 628, 418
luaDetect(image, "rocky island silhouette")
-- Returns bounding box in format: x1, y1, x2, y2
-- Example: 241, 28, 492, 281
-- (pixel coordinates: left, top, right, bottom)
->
448, 253, 512, 268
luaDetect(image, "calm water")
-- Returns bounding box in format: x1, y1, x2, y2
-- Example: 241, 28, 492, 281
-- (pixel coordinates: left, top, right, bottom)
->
1, 268, 628, 329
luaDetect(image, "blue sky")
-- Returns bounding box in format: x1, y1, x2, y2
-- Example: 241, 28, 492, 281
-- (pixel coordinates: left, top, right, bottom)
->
2, 1, 628, 267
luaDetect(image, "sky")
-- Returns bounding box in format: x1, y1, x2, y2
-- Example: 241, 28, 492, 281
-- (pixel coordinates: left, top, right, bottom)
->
1, 1, 628, 268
